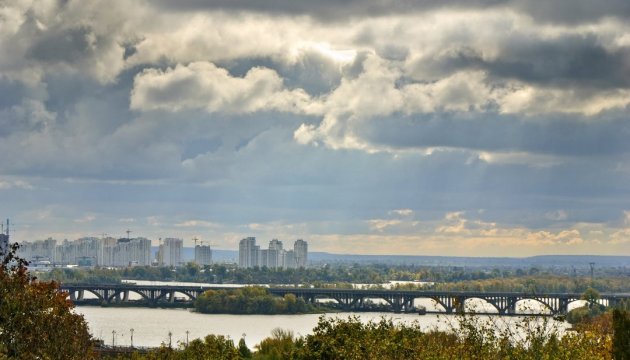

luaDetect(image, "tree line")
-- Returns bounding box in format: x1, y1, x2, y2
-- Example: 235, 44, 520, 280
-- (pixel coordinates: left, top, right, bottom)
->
38, 262, 630, 294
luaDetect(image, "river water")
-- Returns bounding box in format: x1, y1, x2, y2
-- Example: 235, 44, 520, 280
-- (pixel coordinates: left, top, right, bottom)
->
75, 306, 571, 349
76, 307, 442, 348
75, 280, 578, 349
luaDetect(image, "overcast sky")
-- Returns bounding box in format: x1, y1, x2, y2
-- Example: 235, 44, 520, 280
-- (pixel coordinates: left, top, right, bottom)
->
1, 0, 629, 256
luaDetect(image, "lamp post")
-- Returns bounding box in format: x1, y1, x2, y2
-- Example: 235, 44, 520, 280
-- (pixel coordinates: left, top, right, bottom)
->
112, 330, 116, 347
168, 331, 172, 348
130, 328, 134, 348
186, 330, 189, 347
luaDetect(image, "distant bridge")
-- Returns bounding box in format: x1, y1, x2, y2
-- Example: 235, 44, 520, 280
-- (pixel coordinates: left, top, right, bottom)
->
60, 284, 630, 315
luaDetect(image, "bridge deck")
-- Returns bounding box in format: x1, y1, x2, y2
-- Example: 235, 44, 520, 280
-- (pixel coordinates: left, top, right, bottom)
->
60, 284, 630, 315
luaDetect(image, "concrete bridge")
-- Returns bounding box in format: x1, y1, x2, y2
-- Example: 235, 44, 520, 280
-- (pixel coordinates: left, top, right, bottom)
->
60, 284, 630, 315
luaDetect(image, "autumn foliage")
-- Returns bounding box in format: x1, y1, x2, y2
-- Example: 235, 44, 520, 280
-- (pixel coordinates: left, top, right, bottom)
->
0, 243, 94, 359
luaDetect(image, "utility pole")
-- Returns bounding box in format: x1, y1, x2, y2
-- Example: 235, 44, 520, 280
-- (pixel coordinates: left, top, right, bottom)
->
589, 262, 595, 283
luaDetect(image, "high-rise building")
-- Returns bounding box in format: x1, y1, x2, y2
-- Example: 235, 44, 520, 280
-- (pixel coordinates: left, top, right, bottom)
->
238, 237, 308, 269
239, 237, 259, 268
194, 244, 212, 266
283, 250, 295, 270
17, 238, 57, 263
0, 234, 8, 258
294, 239, 308, 268
0, 219, 8, 257
101, 237, 118, 266
157, 238, 183, 267
112, 237, 152, 267
259, 249, 269, 268
75, 237, 103, 266
267, 239, 283, 269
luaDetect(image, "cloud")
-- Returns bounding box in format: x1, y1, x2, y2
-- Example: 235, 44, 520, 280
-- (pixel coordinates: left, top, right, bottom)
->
174, 220, 220, 228
130, 62, 313, 114
0, 178, 34, 190
74, 215, 96, 223
409, 33, 630, 90
367, 219, 403, 232
149, 0, 630, 24
545, 210, 568, 221
389, 209, 414, 217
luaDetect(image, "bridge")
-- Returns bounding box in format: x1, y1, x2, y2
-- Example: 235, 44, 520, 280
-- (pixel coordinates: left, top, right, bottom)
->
60, 284, 630, 315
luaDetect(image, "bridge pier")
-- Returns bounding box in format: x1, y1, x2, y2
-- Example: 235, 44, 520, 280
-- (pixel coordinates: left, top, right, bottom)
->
558, 298, 569, 314
506, 298, 516, 314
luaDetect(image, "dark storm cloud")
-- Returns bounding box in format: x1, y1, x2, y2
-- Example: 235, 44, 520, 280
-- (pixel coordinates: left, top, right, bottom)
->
150, 0, 630, 23
411, 35, 630, 88
359, 110, 630, 157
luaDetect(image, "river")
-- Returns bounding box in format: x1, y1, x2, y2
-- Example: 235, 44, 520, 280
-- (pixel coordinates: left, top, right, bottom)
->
74, 306, 570, 349
76, 307, 440, 348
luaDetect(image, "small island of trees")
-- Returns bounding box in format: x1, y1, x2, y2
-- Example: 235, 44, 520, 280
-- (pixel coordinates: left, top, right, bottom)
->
194, 287, 318, 315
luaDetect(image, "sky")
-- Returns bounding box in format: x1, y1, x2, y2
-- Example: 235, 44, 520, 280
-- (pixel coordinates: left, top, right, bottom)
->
1, 0, 629, 256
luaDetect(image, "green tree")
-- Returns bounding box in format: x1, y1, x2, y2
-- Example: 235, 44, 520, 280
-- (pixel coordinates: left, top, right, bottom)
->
582, 287, 601, 308
613, 309, 630, 360
238, 337, 252, 359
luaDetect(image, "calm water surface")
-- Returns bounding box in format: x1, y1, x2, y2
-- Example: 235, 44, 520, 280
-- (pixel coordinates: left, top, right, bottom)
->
76, 307, 446, 348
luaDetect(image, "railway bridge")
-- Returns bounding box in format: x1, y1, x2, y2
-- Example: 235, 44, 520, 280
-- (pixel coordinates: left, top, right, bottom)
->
60, 284, 630, 315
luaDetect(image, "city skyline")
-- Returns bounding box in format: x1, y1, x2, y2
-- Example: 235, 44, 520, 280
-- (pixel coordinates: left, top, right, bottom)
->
0, 1, 629, 257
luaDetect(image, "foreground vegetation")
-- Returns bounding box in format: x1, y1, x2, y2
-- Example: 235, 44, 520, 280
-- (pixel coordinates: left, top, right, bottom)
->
113, 311, 630, 360
0, 244, 95, 359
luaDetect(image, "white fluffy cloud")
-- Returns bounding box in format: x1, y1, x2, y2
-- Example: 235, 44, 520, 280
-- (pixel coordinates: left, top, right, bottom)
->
131, 62, 313, 114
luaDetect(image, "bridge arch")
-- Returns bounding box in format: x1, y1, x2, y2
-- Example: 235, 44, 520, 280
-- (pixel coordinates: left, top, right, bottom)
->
566, 298, 588, 311
66, 288, 104, 302
424, 296, 449, 313
464, 297, 501, 314
172, 290, 197, 301
411, 296, 448, 312
514, 298, 554, 314
106, 290, 133, 303
124, 289, 150, 302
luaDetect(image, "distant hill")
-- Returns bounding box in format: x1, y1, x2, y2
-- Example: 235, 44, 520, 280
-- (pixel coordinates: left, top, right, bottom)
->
308, 253, 630, 269
165, 247, 629, 269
